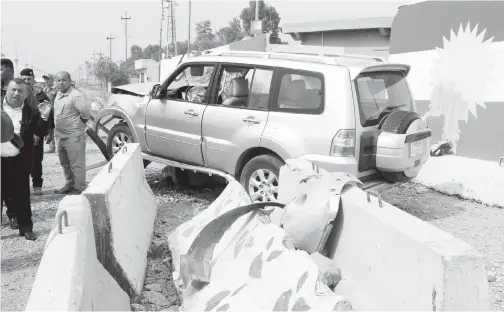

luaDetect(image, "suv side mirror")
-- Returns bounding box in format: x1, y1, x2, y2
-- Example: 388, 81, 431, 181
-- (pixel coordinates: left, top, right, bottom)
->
150, 84, 160, 98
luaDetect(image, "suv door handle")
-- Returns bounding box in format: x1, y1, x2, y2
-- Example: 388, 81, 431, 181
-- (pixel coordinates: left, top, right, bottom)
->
184, 110, 199, 117
243, 117, 260, 125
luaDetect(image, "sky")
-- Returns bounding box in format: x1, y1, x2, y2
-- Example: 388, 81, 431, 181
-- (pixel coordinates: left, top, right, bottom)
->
0, 0, 406, 76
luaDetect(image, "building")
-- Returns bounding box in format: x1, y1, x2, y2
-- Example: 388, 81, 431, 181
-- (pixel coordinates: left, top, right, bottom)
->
282, 17, 393, 58
135, 59, 160, 83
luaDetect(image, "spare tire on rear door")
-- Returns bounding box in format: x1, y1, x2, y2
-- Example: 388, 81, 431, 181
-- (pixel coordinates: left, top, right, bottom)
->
376, 110, 431, 183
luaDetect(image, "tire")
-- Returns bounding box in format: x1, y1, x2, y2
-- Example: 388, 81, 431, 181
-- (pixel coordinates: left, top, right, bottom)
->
239, 154, 285, 203
107, 123, 151, 168
379, 110, 422, 183
171, 167, 190, 187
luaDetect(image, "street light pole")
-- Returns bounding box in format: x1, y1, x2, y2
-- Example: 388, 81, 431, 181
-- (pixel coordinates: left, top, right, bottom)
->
121, 11, 131, 62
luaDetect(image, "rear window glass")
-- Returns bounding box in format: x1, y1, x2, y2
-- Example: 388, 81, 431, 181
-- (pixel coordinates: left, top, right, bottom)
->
355, 71, 413, 127
273, 69, 324, 114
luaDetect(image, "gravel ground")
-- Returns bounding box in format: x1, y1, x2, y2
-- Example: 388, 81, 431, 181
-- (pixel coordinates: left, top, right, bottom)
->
381, 183, 504, 311
2, 136, 502, 311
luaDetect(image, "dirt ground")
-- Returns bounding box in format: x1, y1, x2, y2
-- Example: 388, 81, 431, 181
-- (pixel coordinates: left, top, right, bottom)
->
1, 137, 503, 311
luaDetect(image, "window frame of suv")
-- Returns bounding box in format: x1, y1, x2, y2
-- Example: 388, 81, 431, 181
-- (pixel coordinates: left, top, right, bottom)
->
270, 67, 325, 115
155, 61, 218, 105
208, 62, 277, 112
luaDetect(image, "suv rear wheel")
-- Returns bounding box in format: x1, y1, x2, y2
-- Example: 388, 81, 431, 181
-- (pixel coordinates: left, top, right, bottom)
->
378, 110, 424, 183
240, 154, 285, 203
107, 123, 151, 168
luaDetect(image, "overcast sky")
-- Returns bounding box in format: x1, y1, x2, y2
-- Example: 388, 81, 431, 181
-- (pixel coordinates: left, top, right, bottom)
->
1, 0, 406, 76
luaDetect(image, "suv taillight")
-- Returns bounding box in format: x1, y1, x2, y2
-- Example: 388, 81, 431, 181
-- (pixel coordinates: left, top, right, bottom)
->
330, 129, 355, 157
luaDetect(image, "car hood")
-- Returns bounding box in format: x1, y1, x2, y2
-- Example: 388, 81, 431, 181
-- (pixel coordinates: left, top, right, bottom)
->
111, 82, 157, 96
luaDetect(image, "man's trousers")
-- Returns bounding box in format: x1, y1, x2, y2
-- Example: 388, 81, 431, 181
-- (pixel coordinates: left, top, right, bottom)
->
56, 134, 86, 191
31, 143, 44, 188
1, 155, 33, 232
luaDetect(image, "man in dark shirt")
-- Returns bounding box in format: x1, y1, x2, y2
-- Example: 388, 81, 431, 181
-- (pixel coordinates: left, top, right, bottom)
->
20, 68, 51, 195
1, 78, 51, 240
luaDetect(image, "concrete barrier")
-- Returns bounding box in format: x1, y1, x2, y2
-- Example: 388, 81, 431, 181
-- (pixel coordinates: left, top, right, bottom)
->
83, 143, 158, 300
279, 159, 491, 310
26, 195, 130, 311
169, 158, 490, 311
168, 179, 352, 311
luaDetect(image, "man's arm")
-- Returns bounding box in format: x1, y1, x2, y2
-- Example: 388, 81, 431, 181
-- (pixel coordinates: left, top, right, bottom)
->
74, 93, 91, 124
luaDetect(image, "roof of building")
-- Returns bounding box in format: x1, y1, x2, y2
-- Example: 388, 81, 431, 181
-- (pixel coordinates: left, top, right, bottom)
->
282, 16, 394, 34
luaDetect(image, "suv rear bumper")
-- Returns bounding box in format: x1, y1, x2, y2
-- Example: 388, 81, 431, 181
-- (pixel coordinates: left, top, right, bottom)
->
297, 154, 360, 176
296, 154, 396, 192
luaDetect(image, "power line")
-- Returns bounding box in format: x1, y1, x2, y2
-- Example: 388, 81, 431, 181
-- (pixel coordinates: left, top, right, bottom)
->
121, 11, 132, 61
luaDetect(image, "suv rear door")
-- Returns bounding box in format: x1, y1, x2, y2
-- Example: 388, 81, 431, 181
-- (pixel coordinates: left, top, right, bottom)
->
351, 64, 415, 173
201, 63, 274, 173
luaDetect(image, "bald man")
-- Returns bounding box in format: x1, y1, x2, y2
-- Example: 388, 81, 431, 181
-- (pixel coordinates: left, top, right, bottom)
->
53, 72, 90, 195
1, 79, 52, 240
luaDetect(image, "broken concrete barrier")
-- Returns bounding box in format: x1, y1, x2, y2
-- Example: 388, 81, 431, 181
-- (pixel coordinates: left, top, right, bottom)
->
83, 143, 158, 300
168, 179, 353, 311
25, 195, 130, 311
278, 159, 491, 310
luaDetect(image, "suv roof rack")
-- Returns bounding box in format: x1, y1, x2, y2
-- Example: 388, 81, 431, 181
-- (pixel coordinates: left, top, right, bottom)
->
216, 50, 383, 65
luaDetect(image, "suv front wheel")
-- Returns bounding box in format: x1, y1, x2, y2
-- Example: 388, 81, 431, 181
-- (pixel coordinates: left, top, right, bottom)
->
107, 122, 151, 167
240, 154, 285, 203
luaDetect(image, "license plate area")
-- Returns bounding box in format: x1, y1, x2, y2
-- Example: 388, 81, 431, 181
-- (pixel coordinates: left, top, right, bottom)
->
410, 140, 422, 158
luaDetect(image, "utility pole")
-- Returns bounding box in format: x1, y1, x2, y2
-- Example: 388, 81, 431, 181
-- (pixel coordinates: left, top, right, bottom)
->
121, 11, 131, 61
188, 0, 191, 56
14, 40, 19, 70
164, 0, 177, 57
171, 1, 177, 56
158, 0, 164, 79
106, 35, 115, 61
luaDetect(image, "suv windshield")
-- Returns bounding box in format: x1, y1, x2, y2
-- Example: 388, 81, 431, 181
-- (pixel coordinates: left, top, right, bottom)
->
355, 71, 413, 127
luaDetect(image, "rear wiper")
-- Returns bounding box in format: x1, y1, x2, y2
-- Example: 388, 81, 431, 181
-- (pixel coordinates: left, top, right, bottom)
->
369, 104, 408, 121
384, 104, 407, 110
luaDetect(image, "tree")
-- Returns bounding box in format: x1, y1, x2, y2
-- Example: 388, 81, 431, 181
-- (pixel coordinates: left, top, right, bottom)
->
142, 44, 166, 61
194, 20, 217, 51
217, 17, 246, 45
88, 56, 135, 87
240, 1, 281, 36
130, 45, 143, 59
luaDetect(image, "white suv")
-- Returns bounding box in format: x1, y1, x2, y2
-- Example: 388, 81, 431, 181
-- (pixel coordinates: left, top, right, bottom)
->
94, 51, 431, 202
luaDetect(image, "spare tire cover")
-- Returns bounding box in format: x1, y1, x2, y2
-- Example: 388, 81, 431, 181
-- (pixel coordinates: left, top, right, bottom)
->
378, 110, 429, 182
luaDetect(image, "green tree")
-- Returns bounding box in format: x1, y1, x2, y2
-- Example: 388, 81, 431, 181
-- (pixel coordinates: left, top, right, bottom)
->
194, 20, 217, 51
217, 17, 246, 45
240, 1, 281, 36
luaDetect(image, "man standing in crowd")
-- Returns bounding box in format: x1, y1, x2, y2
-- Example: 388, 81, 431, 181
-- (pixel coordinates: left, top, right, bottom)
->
1, 78, 52, 240
42, 74, 57, 153
53, 71, 90, 195
20, 68, 51, 195
1, 58, 15, 102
